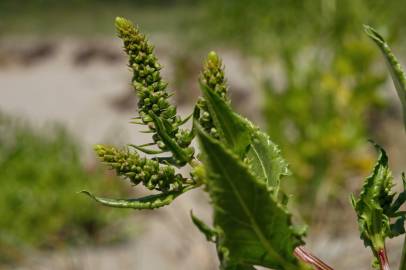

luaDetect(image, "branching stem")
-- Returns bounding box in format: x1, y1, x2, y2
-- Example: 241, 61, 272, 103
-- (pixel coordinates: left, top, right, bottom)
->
294, 246, 334, 270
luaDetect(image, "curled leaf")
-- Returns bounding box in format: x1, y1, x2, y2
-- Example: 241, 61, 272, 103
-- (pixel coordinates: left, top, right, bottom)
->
80, 188, 189, 210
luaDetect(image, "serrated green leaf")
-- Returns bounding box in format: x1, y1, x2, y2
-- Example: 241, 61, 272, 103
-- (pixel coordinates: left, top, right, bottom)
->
364, 25, 406, 129
352, 143, 406, 257
246, 130, 291, 198
197, 124, 308, 270
199, 83, 251, 156
80, 189, 187, 210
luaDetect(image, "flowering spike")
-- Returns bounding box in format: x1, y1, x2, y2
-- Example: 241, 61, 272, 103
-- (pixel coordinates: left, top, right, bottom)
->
115, 17, 194, 165
196, 51, 229, 138
94, 144, 185, 191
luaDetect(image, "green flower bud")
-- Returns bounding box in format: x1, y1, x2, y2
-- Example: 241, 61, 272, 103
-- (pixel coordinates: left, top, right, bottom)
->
94, 144, 186, 191
197, 51, 229, 138
115, 17, 194, 164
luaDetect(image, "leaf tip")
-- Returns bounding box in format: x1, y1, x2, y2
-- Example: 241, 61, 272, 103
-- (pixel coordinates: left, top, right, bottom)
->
363, 24, 385, 45
78, 190, 95, 198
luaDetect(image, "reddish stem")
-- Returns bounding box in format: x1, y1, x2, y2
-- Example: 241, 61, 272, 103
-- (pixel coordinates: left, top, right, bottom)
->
294, 246, 334, 270
378, 248, 390, 270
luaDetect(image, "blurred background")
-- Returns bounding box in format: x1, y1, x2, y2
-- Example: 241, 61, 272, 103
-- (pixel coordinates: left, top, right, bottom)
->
1, 1, 406, 269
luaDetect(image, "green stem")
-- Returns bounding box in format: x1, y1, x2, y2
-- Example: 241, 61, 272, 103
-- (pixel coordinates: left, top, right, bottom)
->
294, 246, 334, 270
400, 235, 406, 270
378, 247, 390, 270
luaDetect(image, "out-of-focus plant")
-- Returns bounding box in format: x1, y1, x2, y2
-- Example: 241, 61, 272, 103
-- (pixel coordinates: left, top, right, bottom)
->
203, 0, 405, 56
0, 114, 126, 264
264, 39, 385, 211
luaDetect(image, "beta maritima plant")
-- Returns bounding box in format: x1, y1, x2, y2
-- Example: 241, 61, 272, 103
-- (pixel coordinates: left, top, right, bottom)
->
82, 18, 406, 270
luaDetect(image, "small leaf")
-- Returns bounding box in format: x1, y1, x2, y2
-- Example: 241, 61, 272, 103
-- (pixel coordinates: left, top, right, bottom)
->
352, 143, 392, 252
197, 124, 308, 270
80, 189, 186, 210
390, 216, 406, 238
364, 25, 406, 129
246, 130, 290, 198
150, 111, 192, 165
128, 144, 165, 154
178, 112, 194, 126
389, 173, 406, 215
190, 211, 217, 242
199, 83, 251, 156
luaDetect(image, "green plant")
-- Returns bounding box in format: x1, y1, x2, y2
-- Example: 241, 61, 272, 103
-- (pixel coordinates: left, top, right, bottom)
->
0, 114, 126, 264
84, 18, 406, 270
201, 0, 406, 216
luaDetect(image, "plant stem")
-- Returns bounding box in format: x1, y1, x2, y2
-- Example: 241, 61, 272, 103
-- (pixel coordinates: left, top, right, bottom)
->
294, 246, 334, 270
400, 235, 406, 270
378, 247, 390, 270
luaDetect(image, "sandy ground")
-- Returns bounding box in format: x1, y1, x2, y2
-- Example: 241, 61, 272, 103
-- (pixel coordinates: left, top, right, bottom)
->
0, 36, 405, 270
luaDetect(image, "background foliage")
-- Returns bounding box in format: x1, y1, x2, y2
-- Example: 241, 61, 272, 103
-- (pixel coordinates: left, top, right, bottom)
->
0, 113, 126, 264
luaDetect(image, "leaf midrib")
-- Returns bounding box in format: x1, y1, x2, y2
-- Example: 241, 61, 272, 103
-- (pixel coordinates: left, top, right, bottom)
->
210, 150, 298, 270
251, 144, 268, 183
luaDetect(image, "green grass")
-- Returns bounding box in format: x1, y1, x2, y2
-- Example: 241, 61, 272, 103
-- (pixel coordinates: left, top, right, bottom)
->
0, 113, 128, 264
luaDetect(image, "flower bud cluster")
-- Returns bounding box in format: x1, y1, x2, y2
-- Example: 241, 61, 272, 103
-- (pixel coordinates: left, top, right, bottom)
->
198, 51, 229, 138
95, 144, 184, 191
115, 17, 193, 157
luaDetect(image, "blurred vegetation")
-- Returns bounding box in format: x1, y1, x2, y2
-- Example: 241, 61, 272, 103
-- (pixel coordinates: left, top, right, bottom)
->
263, 40, 384, 212
203, 0, 406, 55
0, 0, 203, 37
0, 113, 128, 264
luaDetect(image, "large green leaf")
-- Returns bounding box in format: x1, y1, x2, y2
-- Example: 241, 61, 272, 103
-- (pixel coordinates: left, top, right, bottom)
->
364, 25, 406, 129
197, 124, 308, 270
